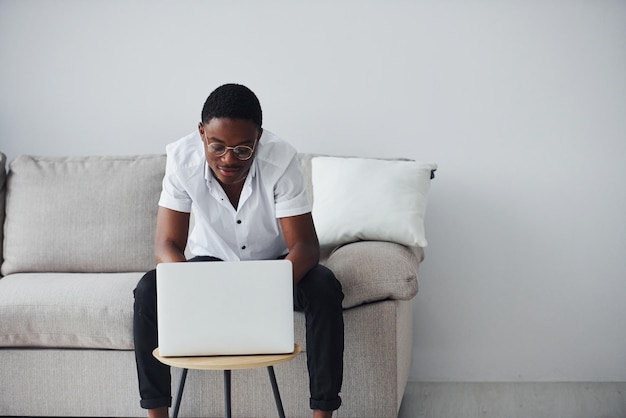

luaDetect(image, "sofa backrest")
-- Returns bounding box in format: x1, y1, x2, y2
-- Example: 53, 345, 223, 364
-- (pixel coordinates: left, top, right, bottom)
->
0, 152, 433, 275
1, 155, 166, 275
0, 154, 317, 275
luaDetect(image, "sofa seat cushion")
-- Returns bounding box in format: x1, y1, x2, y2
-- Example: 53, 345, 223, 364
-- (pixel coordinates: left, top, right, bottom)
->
323, 241, 423, 309
0, 272, 141, 349
0, 243, 421, 349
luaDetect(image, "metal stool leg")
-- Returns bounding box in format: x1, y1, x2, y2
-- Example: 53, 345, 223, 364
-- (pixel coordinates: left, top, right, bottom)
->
224, 370, 232, 418
267, 366, 286, 418
172, 368, 188, 418
171, 365, 287, 418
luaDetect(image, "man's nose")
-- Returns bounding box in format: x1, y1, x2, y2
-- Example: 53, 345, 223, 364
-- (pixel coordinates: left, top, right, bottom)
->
222, 148, 239, 164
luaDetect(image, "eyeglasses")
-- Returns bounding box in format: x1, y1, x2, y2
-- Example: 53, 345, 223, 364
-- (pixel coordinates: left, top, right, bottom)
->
204, 138, 257, 160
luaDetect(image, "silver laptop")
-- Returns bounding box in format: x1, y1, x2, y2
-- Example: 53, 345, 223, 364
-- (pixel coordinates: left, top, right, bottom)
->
156, 260, 294, 357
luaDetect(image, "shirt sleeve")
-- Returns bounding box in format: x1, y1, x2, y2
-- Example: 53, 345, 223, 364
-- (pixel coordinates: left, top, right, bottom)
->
157, 150, 193, 213
274, 156, 312, 218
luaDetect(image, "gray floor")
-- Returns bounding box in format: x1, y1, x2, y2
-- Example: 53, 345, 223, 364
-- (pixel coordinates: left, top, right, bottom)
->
397, 382, 626, 418
4, 383, 624, 418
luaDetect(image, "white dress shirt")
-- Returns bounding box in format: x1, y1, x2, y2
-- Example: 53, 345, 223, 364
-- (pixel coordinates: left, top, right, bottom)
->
158, 129, 312, 261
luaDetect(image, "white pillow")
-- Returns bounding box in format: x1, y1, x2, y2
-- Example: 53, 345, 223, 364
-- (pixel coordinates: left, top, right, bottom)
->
311, 156, 436, 248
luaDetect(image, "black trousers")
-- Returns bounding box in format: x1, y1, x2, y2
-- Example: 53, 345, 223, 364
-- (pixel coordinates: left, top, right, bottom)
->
133, 256, 344, 412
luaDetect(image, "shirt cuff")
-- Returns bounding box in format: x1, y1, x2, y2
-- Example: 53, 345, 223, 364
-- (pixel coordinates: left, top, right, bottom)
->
158, 194, 192, 213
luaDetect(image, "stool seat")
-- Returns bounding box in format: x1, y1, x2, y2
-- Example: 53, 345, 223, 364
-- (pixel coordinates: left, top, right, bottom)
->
152, 344, 301, 370
153, 344, 301, 418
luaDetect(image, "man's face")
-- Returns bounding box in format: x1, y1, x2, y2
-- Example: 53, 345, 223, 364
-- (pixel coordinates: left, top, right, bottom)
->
198, 118, 261, 187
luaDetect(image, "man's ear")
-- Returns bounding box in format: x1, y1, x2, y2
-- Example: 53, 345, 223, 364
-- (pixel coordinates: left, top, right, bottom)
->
198, 122, 209, 145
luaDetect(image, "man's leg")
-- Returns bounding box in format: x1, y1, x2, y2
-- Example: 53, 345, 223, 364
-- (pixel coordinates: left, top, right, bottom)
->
133, 269, 172, 410
133, 256, 222, 414
294, 264, 344, 415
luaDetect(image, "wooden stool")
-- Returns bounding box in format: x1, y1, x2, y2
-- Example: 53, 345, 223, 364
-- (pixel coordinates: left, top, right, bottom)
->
153, 344, 301, 418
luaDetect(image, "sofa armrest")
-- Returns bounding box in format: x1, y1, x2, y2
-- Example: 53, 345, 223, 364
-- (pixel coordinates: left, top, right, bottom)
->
322, 241, 423, 309
0, 152, 5, 275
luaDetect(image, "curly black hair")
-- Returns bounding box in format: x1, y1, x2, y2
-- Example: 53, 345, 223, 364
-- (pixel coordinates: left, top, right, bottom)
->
201, 84, 262, 129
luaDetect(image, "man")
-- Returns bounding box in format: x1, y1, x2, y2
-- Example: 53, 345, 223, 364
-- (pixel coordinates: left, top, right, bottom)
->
133, 83, 344, 418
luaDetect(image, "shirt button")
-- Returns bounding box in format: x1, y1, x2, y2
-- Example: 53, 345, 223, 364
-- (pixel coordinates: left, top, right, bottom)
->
241, 245, 246, 250
237, 220, 242, 224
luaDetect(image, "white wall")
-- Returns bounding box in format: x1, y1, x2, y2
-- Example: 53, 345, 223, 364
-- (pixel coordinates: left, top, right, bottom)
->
1, 0, 625, 382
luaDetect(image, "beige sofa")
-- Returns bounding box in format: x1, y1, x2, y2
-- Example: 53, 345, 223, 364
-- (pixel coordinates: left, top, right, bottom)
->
0, 152, 426, 418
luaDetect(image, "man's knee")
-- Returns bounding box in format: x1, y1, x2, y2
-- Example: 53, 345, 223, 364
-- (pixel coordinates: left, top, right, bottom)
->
298, 265, 344, 308
134, 269, 157, 303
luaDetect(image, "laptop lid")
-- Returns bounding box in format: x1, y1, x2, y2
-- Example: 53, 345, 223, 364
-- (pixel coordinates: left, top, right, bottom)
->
156, 260, 294, 357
